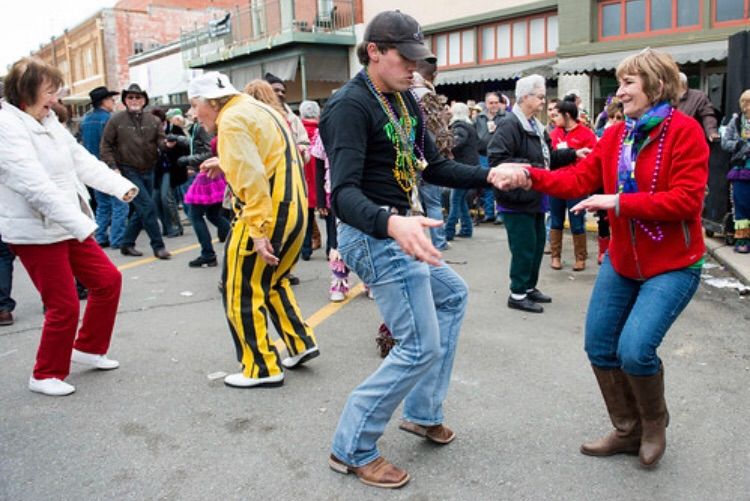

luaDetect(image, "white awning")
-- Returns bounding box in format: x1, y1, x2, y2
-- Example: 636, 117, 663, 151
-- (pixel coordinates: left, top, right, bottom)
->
554, 40, 728, 75
435, 58, 556, 86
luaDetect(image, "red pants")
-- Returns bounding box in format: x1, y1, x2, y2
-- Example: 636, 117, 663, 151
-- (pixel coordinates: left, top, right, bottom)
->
11, 238, 122, 379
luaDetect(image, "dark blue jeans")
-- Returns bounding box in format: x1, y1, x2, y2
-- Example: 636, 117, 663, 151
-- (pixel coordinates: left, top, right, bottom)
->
549, 195, 586, 234
0, 238, 15, 312
189, 203, 230, 259
479, 157, 495, 219
584, 255, 701, 376
445, 189, 472, 239
120, 167, 166, 252
94, 190, 129, 247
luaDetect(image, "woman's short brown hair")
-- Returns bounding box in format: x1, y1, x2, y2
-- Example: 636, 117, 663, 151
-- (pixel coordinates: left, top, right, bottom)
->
615, 48, 681, 106
4, 57, 64, 108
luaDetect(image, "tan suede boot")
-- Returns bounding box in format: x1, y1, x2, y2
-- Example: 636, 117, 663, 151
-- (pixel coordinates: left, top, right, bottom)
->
549, 229, 563, 270
581, 366, 641, 457
627, 368, 669, 468
572, 233, 588, 271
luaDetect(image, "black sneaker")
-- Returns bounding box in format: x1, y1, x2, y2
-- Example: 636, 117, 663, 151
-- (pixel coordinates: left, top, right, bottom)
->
288, 274, 300, 285
189, 256, 218, 268
507, 295, 544, 313
526, 288, 552, 303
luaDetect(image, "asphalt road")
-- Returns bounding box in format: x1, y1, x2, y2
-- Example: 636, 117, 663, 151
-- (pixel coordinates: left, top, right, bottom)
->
1, 223, 748, 501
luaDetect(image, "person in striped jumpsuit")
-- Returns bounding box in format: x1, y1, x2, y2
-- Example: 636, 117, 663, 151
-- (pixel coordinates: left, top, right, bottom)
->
187, 72, 318, 388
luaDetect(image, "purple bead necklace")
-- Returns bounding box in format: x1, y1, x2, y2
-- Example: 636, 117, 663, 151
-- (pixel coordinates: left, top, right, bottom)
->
615, 109, 674, 242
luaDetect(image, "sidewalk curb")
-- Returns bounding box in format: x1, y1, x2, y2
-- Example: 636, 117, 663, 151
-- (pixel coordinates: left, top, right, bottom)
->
704, 238, 750, 285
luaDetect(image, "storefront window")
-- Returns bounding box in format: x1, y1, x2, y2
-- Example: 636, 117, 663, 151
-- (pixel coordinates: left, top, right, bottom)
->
512, 21, 527, 57
651, 0, 672, 30
600, 0, 702, 39
626, 0, 646, 33
677, 0, 700, 25
602, 3, 621, 37
715, 0, 745, 22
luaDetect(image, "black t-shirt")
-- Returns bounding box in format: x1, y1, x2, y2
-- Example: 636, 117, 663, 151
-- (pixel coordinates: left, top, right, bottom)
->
319, 72, 488, 238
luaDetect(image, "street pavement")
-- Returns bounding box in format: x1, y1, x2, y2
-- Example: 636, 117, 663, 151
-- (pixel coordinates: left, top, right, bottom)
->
1, 223, 748, 501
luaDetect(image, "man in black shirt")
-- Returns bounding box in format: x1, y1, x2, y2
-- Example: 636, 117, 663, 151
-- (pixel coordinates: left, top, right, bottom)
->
319, 10, 524, 489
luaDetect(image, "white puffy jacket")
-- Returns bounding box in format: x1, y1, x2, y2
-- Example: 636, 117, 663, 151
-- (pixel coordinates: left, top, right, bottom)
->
0, 101, 137, 245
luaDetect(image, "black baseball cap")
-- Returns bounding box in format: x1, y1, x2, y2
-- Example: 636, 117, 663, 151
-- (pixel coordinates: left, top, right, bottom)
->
364, 10, 436, 63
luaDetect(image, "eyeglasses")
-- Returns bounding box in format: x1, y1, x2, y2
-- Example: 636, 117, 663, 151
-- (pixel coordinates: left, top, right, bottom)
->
125, 95, 144, 100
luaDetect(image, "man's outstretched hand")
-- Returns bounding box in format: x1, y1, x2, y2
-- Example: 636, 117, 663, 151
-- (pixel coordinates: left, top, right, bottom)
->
387, 215, 443, 266
487, 163, 532, 191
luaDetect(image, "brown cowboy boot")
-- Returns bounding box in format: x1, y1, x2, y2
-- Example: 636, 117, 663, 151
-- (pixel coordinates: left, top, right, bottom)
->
572, 233, 588, 271
580, 366, 641, 457
627, 367, 669, 468
549, 229, 563, 270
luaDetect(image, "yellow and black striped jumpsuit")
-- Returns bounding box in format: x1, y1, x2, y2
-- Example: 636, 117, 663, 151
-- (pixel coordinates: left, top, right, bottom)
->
217, 94, 317, 379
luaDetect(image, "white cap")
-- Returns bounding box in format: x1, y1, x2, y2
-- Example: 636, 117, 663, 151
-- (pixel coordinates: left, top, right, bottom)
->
188, 72, 239, 100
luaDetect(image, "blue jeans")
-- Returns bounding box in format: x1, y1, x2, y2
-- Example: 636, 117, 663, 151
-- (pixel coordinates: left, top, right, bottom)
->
332, 223, 468, 466
549, 196, 586, 234
0, 238, 15, 312
94, 190, 129, 247
479, 157, 495, 219
189, 203, 230, 259
584, 255, 700, 376
445, 189, 472, 239
420, 182, 447, 249
120, 167, 166, 252
154, 172, 182, 237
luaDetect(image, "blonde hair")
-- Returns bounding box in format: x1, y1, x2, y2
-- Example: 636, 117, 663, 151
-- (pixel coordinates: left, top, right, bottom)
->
739, 89, 750, 111
615, 48, 681, 106
243, 79, 286, 117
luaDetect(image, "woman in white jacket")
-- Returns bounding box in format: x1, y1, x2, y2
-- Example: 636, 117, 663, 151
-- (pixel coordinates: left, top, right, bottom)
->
0, 58, 138, 396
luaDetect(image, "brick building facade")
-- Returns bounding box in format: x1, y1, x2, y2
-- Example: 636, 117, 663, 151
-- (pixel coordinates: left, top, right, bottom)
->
34, 0, 241, 110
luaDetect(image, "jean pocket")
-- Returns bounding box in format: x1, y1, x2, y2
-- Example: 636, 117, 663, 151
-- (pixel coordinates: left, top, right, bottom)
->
338, 234, 376, 285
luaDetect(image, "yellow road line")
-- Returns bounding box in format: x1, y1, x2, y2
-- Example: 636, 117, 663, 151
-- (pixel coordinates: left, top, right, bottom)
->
116, 242, 204, 271
116, 241, 365, 351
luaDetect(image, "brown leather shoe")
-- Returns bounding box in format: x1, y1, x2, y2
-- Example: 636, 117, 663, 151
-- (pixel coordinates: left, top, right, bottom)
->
0, 310, 13, 326
328, 454, 409, 489
399, 421, 456, 444
120, 246, 143, 257
154, 248, 171, 260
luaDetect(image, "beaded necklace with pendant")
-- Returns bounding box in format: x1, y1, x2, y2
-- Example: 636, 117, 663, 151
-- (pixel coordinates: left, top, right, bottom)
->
360, 69, 428, 202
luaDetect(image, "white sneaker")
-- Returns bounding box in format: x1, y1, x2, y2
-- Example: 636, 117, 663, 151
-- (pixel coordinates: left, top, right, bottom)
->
71, 349, 120, 370
281, 346, 320, 369
28, 377, 75, 396
223, 372, 284, 388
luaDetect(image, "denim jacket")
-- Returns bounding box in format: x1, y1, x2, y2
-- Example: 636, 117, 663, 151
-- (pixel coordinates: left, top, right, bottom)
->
79, 107, 111, 160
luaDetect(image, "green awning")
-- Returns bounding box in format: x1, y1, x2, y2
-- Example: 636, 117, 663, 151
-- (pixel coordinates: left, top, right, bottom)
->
435, 58, 556, 86
554, 40, 728, 75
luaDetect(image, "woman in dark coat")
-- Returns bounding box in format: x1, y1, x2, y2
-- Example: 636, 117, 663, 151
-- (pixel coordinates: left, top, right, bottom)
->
445, 102, 480, 240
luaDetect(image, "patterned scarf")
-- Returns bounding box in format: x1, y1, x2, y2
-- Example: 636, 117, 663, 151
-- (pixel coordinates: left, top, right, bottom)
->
618, 101, 672, 193
742, 114, 750, 141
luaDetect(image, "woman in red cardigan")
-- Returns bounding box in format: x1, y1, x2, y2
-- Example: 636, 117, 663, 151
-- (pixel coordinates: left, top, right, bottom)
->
494, 49, 708, 468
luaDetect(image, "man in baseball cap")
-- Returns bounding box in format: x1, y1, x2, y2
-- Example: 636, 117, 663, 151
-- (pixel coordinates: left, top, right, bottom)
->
320, 10, 517, 490
362, 10, 436, 64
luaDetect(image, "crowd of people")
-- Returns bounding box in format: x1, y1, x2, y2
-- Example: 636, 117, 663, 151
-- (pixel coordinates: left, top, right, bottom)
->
0, 6, 748, 491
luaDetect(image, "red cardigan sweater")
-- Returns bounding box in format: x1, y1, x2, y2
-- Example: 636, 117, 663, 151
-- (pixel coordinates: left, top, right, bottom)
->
529, 110, 708, 280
